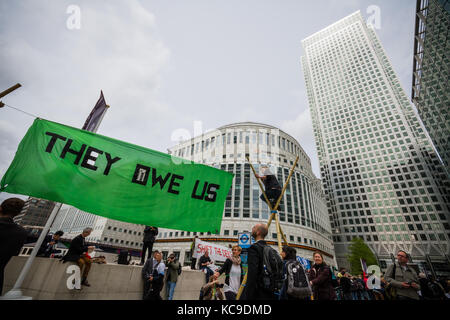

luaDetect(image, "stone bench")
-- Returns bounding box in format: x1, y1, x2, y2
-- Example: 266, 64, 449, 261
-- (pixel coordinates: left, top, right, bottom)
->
3, 256, 206, 300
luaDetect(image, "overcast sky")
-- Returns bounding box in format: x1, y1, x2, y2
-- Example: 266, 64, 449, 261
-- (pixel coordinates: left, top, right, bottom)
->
0, 0, 416, 202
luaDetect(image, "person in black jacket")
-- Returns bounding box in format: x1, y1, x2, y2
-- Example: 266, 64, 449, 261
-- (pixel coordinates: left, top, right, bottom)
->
215, 245, 244, 300
62, 227, 94, 287
240, 223, 276, 300
142, 251, 166, 300
339, 270, 353, 300
255, 166, 283, 211
37, 230, 64, 258
0, 198, 27, 296
309, 252, 337, 300
141, 226, 158, 265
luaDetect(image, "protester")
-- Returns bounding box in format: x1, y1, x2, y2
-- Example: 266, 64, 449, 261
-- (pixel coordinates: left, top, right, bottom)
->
279, 245, 311, 300
215, 245, 244, 300
240, 223, 279, 300
0, 198, 27, 296
190, 235, 199, 270
141, 226, 158, 265
142, 251, 166, 300
199, 250, 214, 283
201, 273, 224, 300
255, 166, 283, 211
308, 252, 336, 300
165, 253, 181, 300
356, 274, 370, 300
350, 276, 359, 300
339, 270, 353, 300
62, 227, 95, 287
384, 250, 420, 300
37, 230, 64, 257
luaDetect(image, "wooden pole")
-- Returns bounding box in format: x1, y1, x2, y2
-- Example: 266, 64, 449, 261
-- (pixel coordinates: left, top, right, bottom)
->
236, 156, 299, 300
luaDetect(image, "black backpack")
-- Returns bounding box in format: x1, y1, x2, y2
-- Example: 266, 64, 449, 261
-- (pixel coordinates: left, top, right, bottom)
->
258, 243, 284, 294
177, 264, 182, 276
286, 260, 312, 299
428, 281, 443, 298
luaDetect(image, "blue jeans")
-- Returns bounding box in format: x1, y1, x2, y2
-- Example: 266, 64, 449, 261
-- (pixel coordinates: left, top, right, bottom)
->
351, 291, 358, 300
166, 281, 177, 300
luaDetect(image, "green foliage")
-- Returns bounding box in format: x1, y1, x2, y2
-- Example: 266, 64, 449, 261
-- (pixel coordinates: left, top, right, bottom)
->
347, 237, 378, 275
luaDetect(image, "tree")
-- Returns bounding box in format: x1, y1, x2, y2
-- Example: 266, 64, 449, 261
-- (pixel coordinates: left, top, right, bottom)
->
347, 237, 378, 275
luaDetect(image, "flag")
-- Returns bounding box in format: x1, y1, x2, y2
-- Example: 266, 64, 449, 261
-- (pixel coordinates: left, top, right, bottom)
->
82, 91, 108, 132
360, 258, 368, 281
0, 118, 234, 233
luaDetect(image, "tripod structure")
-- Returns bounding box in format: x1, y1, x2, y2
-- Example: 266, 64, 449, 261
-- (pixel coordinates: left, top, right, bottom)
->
236, 155, 299, 300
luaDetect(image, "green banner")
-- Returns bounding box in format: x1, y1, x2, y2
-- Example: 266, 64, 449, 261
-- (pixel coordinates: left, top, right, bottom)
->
0, 119, 233, 233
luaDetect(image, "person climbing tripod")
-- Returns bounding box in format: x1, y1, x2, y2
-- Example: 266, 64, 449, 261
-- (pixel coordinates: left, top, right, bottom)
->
255, 165, 282, 211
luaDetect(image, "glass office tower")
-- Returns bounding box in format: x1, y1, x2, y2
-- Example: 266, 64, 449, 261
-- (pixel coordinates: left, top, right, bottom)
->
412, 0, 450, 177
301, 11, 450, 271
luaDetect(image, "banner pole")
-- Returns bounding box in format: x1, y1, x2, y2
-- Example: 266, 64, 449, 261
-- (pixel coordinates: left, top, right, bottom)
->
1, 93, 109, 300
1, 203, 62, 299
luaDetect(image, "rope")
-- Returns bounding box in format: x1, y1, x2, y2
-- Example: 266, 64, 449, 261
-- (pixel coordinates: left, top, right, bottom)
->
2, 103, 40, 119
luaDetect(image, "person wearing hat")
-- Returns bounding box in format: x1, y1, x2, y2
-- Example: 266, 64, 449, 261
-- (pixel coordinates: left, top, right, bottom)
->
255, 165, 283, 211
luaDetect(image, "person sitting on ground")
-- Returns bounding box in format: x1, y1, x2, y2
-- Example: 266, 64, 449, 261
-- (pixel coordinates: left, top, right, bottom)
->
37, 230, 64, 258
215, 245, 244, 300
61, 227, 95, 287
255, 165, 283, 211
201, 272, 224, 300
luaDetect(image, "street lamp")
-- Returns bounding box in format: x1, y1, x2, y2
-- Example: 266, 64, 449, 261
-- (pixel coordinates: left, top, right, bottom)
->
0, 83, 22, 107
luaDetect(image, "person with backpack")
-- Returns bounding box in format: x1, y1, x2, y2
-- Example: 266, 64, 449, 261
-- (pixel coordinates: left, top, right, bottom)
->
142, 251, 166, 300
308, 252, 337, 300
279, 246, 311, 300
165, 253, 181, 300
384, 250, 420, 300
214, 245, 244, 300
427, 276, 446, 300
240, 223, 283, 300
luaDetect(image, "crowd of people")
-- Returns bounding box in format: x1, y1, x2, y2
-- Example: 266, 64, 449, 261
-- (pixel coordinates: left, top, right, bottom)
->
1, 197, 450, 301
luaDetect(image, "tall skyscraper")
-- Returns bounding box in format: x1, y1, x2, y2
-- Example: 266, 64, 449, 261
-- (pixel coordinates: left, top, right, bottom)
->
301, 11, 450, 270
411, 0, 450, 177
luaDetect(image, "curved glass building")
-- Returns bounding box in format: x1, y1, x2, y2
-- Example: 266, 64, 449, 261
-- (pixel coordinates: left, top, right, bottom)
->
154, 122, 336, 267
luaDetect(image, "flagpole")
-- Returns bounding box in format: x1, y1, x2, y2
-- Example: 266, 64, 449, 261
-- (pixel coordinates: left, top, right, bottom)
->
1, 91, 109, 300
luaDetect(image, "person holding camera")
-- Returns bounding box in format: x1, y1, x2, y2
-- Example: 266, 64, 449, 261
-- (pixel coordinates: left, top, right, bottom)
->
166, 253, 181, 300
384, 250, 420, 300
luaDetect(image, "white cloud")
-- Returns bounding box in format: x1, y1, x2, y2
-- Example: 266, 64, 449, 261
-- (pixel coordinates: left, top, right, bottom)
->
0, 1, 193, 177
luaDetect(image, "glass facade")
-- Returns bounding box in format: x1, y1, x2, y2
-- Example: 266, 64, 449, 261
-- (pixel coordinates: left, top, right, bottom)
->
412, 0, 450, 177
302, 11, 450, 268
164, 122, 335, 263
